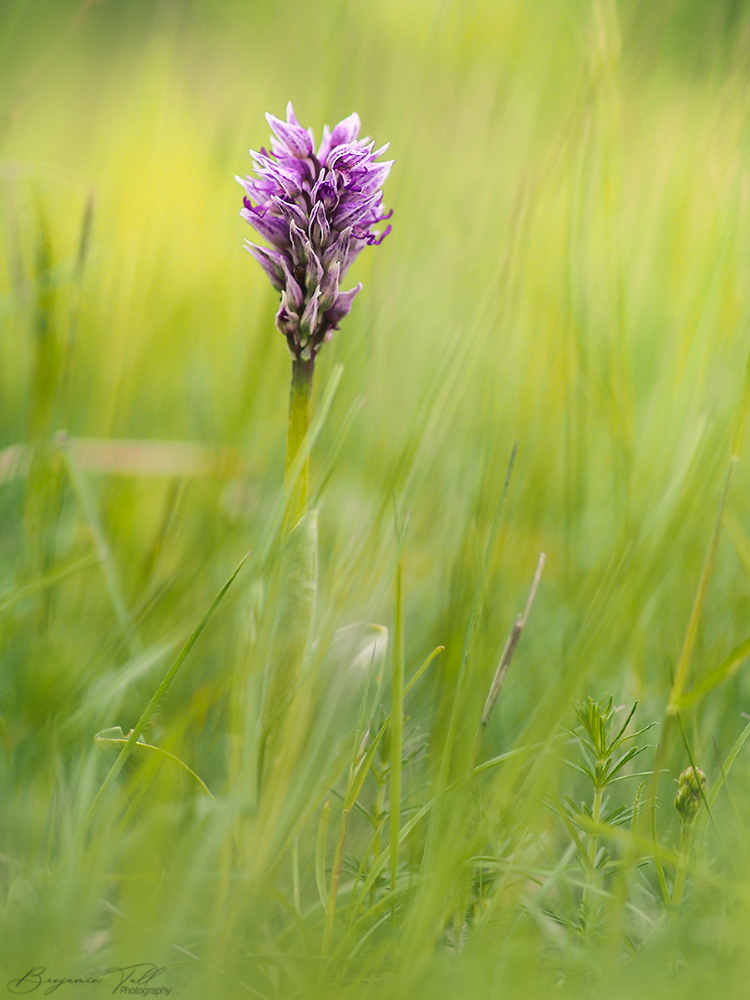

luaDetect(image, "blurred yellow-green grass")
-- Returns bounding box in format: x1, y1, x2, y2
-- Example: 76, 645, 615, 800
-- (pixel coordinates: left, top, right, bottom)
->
3, 1, 750, 997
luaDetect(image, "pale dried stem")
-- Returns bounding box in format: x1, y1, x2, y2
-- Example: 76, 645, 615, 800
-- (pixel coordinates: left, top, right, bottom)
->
480, 551, 546, 729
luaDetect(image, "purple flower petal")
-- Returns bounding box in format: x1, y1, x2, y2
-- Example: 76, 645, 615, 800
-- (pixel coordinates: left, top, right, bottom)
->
309, 201, 331, 249
356, 161, 394, 196
317, 124, 333, 164
319, 261, 340, 311
265, 112, 314, 159
326, 143, 373, 172
270, 195, 309, 231
325, 283, 362, 328
281, 261, 305, 311
240, 206, 290, 247
275, 291, 300, 338
305, 250, 324, 294
333, 193, 380, 230
322, 226, 352, 271
329, 112, 361, 148
286, 101, 300, 126
243, 241, 286, 291
299, 287, 321, 337
289, 221, 310, 267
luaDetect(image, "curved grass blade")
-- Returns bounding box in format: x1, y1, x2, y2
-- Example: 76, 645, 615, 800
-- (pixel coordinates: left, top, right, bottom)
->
674, 635, 750, 711
94, 727, 212, 799
84, 550, 249, 830
0, 551, 98, 615
707, 718, 750, 810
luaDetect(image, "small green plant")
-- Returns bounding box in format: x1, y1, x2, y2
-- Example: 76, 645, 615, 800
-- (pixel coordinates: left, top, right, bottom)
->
561, 696, 653, 935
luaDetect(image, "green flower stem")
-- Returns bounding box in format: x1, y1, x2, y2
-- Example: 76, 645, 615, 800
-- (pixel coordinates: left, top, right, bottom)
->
672, 820, 694, 915
283, 357, 314, 534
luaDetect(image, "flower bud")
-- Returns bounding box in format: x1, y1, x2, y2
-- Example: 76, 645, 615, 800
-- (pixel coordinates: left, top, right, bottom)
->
309, 202, 330, 249
674, 766, 706, 824
299, 287, 321, 338
275, 291, 299, 341
319, 262, 340, 311
281, 262, 304, 312
305, 250, 324, 294
289, 221, 309, 268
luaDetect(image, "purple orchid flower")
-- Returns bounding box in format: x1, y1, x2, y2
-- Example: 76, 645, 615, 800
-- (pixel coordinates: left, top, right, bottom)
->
237, 103, 393, 360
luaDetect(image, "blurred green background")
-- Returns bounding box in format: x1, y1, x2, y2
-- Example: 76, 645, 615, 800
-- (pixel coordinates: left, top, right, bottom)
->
4, 0, 750, 996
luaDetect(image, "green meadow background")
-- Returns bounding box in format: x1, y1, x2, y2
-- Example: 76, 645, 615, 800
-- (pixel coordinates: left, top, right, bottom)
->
3, 0, 750, 997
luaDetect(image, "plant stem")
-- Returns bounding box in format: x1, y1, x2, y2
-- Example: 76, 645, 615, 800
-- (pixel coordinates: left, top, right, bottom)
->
582, 783, 603, 932
672, 820, 694, 915
372, 778, 385, 909
283, 357, 314, 534
390, 554, 405, 903
322, 806, 351, 957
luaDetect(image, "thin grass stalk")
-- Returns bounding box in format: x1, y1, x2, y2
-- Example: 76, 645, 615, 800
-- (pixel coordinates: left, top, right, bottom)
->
671, 820, 693, 916
59, 437, 137, 653
644, 451, 739, 828
420, 443, 517, 879
668, 455, 737, 713
389, 551, 405, 902
323, 806, 352, 957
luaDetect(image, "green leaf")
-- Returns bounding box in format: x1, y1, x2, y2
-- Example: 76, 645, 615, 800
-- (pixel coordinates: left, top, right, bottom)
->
94, 727, 212, 800
259, 509, 318, 790
674, 635, 750, 711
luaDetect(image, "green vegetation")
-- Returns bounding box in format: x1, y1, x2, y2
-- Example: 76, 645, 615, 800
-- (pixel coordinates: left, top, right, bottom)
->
3, 1, 750, 997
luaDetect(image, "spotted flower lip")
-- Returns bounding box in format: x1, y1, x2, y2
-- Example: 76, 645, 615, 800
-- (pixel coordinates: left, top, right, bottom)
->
236, 102, 393, 360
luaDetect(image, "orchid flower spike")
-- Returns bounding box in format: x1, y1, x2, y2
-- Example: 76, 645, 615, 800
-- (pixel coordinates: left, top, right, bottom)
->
236, 103, 393, 360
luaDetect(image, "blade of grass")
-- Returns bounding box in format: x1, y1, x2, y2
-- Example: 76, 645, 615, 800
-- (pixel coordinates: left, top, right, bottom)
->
316, 800, 331, 911
707, 718, 750, 809
59, 434, 138, 652
667, 454, 737, 714
674, 635, 750, 711
83, 550, 249, 830
421, 442, 518, 877
389, 511, 405, 903
0, 550, 98, 614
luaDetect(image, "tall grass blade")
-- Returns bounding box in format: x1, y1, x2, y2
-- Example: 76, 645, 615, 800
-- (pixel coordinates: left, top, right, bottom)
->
84, 550, 248, 829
